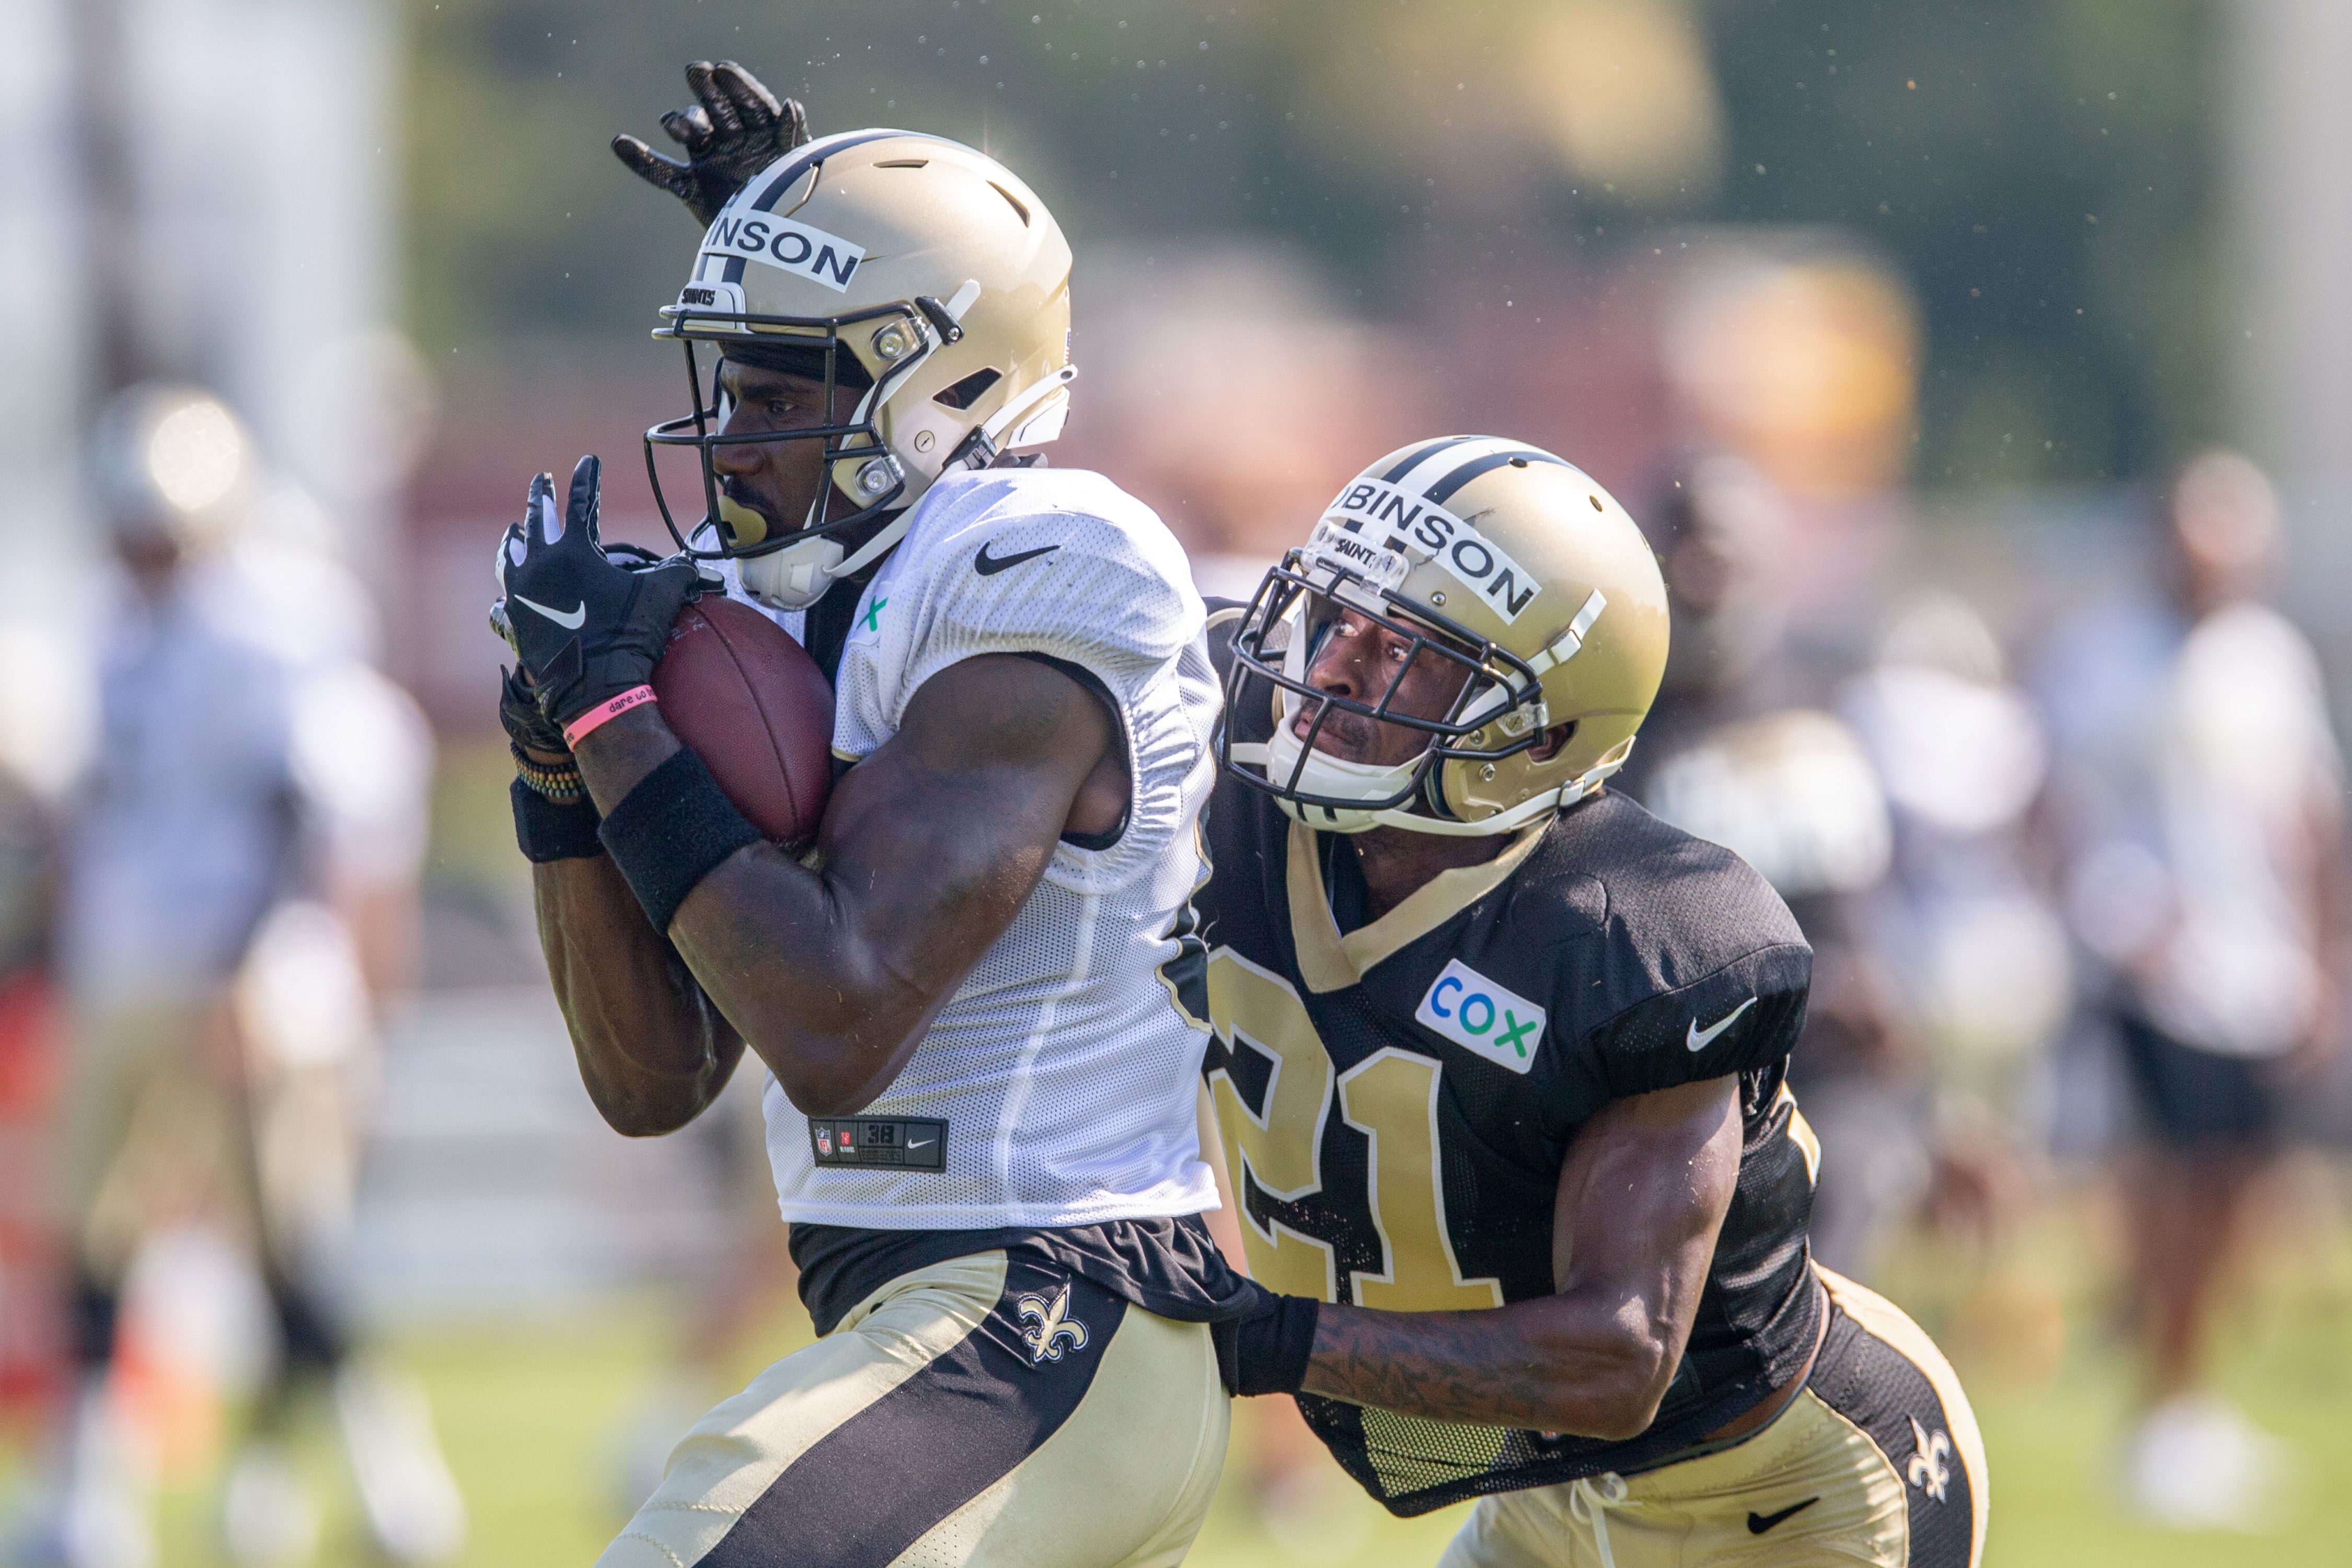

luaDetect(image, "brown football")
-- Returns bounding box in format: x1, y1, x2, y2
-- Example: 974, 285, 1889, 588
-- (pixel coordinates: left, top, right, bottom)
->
652, 596, 835, 847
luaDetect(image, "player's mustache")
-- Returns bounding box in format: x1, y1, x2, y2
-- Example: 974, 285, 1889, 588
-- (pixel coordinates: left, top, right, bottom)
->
720, 479, 785, 529
1293, 699, 1385, 754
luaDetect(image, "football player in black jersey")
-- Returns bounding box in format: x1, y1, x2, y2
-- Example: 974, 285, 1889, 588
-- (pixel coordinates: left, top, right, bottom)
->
1200, 439, 1987, 1565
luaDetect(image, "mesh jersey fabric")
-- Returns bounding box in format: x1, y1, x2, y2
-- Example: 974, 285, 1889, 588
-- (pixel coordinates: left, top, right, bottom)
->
1195, 619, 1821, 1514
759, 467, 1223, 1229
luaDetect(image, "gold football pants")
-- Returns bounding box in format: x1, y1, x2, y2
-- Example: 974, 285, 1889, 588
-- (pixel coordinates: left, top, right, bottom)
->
63, 997, 364, 1285
64, 999, 267, 1278
601, 1250, 1230, 1568
1437, 1269, 1987, 1567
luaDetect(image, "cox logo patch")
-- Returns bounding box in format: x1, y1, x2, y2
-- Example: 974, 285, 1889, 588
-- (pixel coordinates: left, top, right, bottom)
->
1414, 960, 1546, 1074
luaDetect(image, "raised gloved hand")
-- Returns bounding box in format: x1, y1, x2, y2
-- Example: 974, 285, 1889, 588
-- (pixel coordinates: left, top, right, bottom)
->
612, 60, 809, 226
493, 456, 702, 733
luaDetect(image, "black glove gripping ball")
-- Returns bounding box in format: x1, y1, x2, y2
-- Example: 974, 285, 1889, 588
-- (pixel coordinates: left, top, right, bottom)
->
494, 455, 702, 732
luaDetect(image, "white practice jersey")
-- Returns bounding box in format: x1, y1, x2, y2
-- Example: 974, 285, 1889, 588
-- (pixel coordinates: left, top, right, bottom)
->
758, 467, 1223, 1228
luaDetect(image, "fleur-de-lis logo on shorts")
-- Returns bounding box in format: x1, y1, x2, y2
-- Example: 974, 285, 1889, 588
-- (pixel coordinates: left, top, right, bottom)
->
1906, 1415, 1953, 1503
1017, 1283, 1089, 1365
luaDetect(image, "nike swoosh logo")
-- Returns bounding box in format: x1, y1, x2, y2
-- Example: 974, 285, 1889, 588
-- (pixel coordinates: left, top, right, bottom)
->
512, 593, 586, 629
905, 1138, 934, 1150
974, 541, 1059, 575
1687, 995, 1759, 1052
1747, 1497, 1818, 1535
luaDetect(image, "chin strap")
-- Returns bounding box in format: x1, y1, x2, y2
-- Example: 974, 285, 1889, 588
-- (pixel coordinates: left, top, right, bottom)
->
831, 512, 910, 579
1239, 734, 1634, 838
941, 365, 1081, 475
1528, 589, 1609, 679
739, 512, 912, 610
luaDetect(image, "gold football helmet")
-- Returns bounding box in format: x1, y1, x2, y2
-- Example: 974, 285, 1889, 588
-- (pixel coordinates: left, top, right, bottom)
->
1224, 436, 1669, 835
646, 130, 1075, 608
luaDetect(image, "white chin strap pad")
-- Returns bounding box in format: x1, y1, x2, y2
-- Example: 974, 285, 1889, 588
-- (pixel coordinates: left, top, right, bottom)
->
739, 534, 846, 610
1261, 716, 1424, 811
1233, 733, 1624, 839
738, 514, 913, 612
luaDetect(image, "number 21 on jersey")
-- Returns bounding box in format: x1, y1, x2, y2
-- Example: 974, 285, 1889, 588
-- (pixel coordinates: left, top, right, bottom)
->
1205, 949, 1503, 1311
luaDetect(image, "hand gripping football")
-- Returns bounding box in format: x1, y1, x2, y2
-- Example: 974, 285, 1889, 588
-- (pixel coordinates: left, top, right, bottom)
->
652, 596, 835, 846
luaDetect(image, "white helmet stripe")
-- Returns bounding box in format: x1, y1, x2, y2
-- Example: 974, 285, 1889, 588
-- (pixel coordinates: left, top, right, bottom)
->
1390, 435, 1523, 501
1424, 445, 1573, 505
708, 129, 912, 285
743, 128, 911, 214
1376, 435, 1481, 485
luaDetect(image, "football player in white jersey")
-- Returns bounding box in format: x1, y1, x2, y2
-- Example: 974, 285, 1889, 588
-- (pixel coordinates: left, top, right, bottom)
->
493, 64, 1247, 1568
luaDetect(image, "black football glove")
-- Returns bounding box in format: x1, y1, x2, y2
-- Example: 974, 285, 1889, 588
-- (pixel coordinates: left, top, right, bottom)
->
490, 543, 681, 752
612, 60, 809, 227
1210, 1279, 1320, 1398
493, 455, 703, 731
497, 664, 570, 758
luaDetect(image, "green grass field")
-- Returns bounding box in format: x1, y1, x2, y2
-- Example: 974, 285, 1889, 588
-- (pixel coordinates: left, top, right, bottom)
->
41, 1167, 2352, 1566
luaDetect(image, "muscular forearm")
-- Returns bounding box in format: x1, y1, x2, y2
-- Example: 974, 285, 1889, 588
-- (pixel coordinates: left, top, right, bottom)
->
1296, 1077, 1742, 1438
665, 843, 944, 1116
559, 707, 956, 1115
534, 852, 743, 1134
563, 661, 1092, 1119
1301, 1292, 1676, 1440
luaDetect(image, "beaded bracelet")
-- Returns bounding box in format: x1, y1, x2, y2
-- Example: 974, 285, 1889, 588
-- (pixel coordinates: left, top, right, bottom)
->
510, 742, 587, 803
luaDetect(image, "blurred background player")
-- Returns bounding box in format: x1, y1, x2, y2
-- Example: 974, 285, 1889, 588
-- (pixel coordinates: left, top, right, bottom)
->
12, 387, 460, 1568
2034, 449, 2346, 1530
1627, 250, 2058, 1288
1627, 463, 1917, 1284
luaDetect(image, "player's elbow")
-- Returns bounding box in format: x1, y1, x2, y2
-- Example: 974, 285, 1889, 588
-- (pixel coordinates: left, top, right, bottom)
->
745, 991, 928, 1119
1535, 1310, 1675, 1442
586, 1080, 708, 1138
757, 1032, 895, 1119
1558, 1374, 1668, 1443
772, 1070, 870, 1120
1583, 1347, 1675, 1442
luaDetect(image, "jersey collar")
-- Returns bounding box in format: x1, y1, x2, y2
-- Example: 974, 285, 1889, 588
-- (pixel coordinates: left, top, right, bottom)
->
1284, 819, 1548, 994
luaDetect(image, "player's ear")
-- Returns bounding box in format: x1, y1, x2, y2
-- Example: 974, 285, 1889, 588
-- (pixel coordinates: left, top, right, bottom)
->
1531, 722, 1576, 763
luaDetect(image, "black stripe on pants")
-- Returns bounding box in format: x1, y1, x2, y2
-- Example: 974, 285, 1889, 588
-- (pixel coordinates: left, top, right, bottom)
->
1808, 1302, 1978, 1568
705, 1259, 1130, 1567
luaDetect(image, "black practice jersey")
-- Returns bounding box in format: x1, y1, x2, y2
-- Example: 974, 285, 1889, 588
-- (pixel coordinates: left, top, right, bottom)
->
1196, 626, 1821, 1515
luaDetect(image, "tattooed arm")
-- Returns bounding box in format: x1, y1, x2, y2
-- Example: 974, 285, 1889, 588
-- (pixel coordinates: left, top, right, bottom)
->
1298, 1074, 1742, 1440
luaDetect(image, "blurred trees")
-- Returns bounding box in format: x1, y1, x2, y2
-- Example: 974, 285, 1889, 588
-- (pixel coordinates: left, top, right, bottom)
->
403, 0, 2221, 489
1702, 1, 2223, 486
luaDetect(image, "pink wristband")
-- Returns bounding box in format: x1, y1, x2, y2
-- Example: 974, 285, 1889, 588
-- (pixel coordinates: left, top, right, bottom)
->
563, 685, 658, 748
